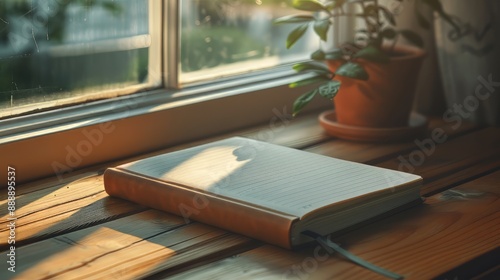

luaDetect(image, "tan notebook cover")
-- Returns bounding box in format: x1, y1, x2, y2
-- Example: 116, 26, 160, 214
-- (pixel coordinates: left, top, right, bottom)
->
104, 137, 422, 249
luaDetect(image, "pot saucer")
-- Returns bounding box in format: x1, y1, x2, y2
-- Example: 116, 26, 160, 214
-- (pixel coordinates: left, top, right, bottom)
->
318, 110, 429, 142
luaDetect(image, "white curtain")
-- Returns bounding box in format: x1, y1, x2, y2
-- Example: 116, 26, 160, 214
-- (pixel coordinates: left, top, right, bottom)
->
383, 0, 499, 125
435, 0, 500, 126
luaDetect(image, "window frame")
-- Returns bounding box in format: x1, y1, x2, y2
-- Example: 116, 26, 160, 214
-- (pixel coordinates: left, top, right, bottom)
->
0, 0, 162, 118
0, 0, 333, 185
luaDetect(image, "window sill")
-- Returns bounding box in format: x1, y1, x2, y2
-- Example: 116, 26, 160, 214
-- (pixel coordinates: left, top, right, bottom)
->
1, 71, 330, 185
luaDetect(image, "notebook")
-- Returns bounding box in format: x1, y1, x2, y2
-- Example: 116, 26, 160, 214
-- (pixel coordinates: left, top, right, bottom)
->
104, 137, 422, 249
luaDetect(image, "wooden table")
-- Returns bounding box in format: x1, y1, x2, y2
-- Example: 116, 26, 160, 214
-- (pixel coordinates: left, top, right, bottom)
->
1, 112, 499, 279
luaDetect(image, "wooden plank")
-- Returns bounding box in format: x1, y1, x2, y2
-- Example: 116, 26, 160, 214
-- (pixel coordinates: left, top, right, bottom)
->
436, 248, 500, 280
9, 113, 476, 196
239, 110, 330, 149
0, 210, 256, 280
7, 111, 328, 193
0, 210, 186, 279
376, 128, 500, 195
157, 128, 499, 277
53, 231, 257, 280
0, 111, 326, 248
0, 176, 146, 250
1, 117, 484, 274
1, 120, 486, 252
166, 170, 500, 280
422, 158, 500, 196
1, 176, 104, 219
306, 128, 500, 197
0, 195, 146, 251
304, 117, 479, 165
1, 171, 101, 197
7, 127, 496, 279
3, 115, 476, 216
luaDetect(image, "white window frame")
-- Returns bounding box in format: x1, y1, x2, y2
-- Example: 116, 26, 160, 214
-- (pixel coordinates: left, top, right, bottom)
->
0, 1, 332, 185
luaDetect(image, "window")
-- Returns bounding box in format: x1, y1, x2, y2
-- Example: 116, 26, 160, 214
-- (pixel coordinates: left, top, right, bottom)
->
179, 0, 318, 85
1, 0, 321, 116
1, 0, 330, 184
0, 0, 161, 118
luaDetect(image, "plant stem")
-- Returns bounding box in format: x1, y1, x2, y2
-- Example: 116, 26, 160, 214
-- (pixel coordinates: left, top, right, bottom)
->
358, 1, 372, 43
390, 33, 399, 53
374, 0, 381, 43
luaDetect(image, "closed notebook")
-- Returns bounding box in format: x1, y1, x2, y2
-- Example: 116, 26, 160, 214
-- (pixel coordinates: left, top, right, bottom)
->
104, 137, 422, 249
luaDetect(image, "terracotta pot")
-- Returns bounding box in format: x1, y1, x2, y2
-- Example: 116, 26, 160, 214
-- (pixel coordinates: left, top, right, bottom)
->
327, 45, 426, 128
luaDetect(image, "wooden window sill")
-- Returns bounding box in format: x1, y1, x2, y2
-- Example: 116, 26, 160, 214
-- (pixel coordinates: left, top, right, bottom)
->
1, 111, 498, 279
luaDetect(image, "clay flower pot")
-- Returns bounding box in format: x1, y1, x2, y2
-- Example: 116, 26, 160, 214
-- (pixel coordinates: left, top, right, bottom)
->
328, 45, 426, 128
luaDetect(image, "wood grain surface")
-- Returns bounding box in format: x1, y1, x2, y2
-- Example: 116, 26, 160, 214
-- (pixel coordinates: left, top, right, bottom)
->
167, 171, 500, 280
0, 112, 497, 280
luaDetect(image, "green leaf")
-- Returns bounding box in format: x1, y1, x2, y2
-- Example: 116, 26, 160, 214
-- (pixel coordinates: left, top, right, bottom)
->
363, 5, 380, 32
324, 49, 344, 60
311, 49, 325, 60
353, 45, 389, 63
400, 30, 424, 48
335, 62, 369, 80
274, 14, 315, 24
289, 75, 331, 88
313, 19, 330, 41
379, 6, 395, 26
292, 0, 326, 12
293, 61, 331, 73
363, 4, 378, 19
318, 80, 341, 99
293, 89, 318, 116
380, 28, 397, 39
325, 0, 346, 10
287, 24, 309, 49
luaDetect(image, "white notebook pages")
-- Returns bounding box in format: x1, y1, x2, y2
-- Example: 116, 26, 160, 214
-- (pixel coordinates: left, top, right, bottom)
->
119, 137, 421, 219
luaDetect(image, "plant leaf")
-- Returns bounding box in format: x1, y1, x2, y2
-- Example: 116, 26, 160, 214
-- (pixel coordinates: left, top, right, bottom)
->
287, 24, 309, 49
325, 0, 346, 10
353, 45, 389, 63
289, 74, 331, 88
311, 49, 325, 60
380, 28, 396, 39
293, 88, 318, 116
400, 30, 424, 48
293, 61, 331, 73
379, 6, 395, 26
314, 19, 330, 41
274, 14, 315, 24
292, 0, 326, 12
363, 4, 378, 19
324, 48, 344, 60
335, 62, 369, 80
318, 80, 341, 99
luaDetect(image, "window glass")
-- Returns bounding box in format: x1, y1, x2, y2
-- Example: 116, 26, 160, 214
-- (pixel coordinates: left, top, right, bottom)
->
0, 0, 152, 117
0, 0, 321, 118
179, 0, 320, 84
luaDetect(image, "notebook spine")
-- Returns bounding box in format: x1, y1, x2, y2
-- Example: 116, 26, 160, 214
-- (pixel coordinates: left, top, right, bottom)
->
104, 168, 297, 249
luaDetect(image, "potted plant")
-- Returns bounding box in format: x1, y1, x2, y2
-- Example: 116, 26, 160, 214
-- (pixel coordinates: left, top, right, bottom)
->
274, 0, 457, 132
